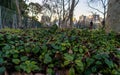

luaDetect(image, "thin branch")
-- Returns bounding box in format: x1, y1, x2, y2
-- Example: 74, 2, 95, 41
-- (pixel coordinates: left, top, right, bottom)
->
100, 0, 105, 7
74, 0, 79, 7
87, 1, 104, 14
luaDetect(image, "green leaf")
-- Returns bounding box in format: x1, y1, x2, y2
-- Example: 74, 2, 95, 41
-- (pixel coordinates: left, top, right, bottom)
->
25, 47, 31, 53
70, 36, 76, 41
75, 59, 84, 71
102, 54, 109, 59
44, 54, 52, 64
32, 46, 40, 54
12, 59, 20, 64
79, 48, 83, 53
30, 61, 40, 71
20, 61, 39, 73
9, 41, 15, 44
51, 44, 60, 50
111, 70, 119, 75
96, 61, 102, 65
91, 66, 96, 72
94, 54, 102, 60
18, 46, 24, 51
61, 46, 66, 51
86, 58, 95, 67
64, 54, 74, 61
64, 60, 70, 66
48, 64, 54, 68
6, 34, 12, 39
69, 67, 75, 75
0, 58, 4, 64
105, 59, 114, 68
20, 56, 28, 61
61, 43, 66, 46
47, 68, 54, 75
75, 59, 83, 67
13, 54, 19, 58
15, 66, 21, 71
0, 67, 5, 74
41, 45, 47, 50
73, 46, 78, 52
84, 70, 92, 75
2, 44, 11, 50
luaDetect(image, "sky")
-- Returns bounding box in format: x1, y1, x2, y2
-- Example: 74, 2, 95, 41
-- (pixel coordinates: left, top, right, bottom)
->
74, 0, 104, 19
75, 0, 92, 19
28, 0, 104, 20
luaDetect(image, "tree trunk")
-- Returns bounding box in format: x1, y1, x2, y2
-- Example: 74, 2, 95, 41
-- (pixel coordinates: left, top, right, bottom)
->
15, 0, 22, 28
62, 0, 67, 28
69, 0, 75, 28
63, 0, 65, 21
0, 6, 2, 29
102, 6, 106, 29
106, 0, 120, 32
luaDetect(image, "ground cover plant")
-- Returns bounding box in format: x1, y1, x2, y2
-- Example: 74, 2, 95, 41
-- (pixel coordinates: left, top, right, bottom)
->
0, 26, 120, 75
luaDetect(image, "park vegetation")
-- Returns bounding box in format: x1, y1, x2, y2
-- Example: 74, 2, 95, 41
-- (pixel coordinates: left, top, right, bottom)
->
0, 26, 120, 75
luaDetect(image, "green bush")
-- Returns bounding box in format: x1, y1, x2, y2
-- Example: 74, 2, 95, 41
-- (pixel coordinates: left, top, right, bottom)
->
0, 28, 120, 75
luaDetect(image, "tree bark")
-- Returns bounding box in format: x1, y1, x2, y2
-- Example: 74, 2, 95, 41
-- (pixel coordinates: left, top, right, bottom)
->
106, 0, 120, 32
15, 0, 22, 28
0, 6, 2, 29
69, 0, 79, 28
69, 0, 75, 28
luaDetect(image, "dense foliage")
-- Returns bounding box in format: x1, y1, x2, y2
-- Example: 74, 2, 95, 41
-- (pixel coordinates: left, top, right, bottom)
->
0, 27, 120, 75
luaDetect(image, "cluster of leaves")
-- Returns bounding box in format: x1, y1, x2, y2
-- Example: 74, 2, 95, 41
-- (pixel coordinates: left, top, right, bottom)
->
0, 27, 120, 75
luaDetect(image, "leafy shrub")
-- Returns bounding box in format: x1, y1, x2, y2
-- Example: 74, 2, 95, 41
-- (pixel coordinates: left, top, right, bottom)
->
0, 28, 120, 75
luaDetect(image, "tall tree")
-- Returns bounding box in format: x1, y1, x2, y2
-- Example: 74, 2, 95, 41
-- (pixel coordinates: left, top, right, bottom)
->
42, 0, 69, 27
69, 0, 79, 27
15, 0, 28, 28
28, 2, 42, 19
106, 0, 120, 32
0, 0, 35, 28
42, 0, 79, 28
42, 0, 56, 23
15, 0, 22, 28
0, 0, 12, 8
61, 0, 70, 27
88, 0, 108, 29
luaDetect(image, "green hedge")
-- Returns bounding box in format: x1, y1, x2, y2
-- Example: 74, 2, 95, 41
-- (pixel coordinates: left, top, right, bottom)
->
0, 27, 120, 75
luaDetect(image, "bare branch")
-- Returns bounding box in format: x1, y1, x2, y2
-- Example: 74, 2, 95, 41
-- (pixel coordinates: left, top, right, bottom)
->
74, 0, 79, 7
87, 1, 104, 14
